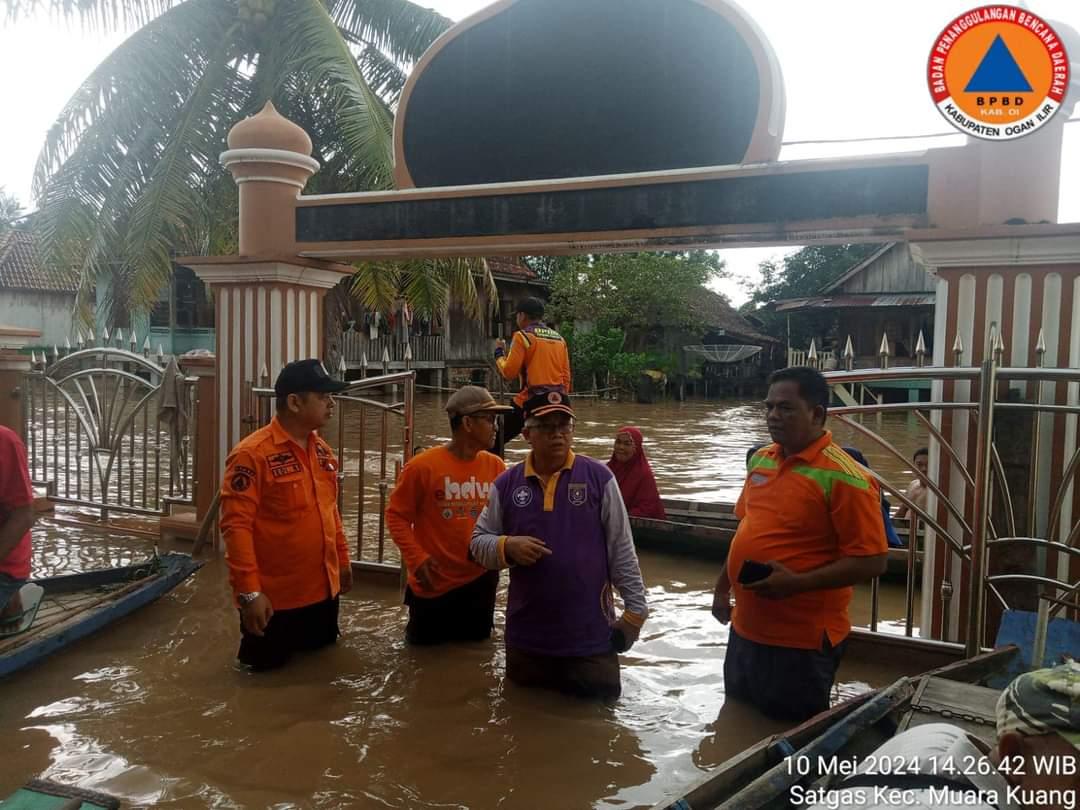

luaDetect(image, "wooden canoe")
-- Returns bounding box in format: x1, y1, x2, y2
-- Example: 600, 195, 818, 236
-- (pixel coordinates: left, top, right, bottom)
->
0, 552, 203, 679
631, 498, 921, 580
650, 645, 1019, 810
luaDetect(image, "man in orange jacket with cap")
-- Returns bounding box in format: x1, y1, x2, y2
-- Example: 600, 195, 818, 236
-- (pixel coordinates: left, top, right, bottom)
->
494, 296, 572, 451
220, 359, 352, 671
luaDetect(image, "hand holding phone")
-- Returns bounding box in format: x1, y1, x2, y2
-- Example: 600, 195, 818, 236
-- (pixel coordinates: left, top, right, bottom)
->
737, 559, 773, 585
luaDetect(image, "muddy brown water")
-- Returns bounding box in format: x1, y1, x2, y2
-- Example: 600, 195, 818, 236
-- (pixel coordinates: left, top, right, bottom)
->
0, 397, 926, 808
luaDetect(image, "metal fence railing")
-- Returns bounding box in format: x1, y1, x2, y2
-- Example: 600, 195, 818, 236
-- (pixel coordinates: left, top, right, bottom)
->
819, 326, 1080, 656
250, 370, 416, 574
22, 340, 197, 520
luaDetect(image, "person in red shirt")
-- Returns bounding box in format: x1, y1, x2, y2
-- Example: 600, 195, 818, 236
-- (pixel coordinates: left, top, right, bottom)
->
220, 359, 352, 671
712, 366, 888, 722
607, 426, 666, 520
0, 426, 35, 628
386, 386, 509, 644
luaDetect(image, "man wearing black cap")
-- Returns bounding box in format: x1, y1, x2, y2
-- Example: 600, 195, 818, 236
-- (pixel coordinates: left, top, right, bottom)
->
470, 390, 648, 700
493, 296, 572, 450
219, 359, 352, 671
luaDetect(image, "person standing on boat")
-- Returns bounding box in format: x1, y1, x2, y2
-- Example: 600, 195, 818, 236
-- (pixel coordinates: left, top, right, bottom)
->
607, 426, 666, 520
713, 366, 888, 722
470, 391, 648, 700
894, 446, 929, 521
386, 386, 509, 645
493, 297, 572, 451
0, 426, 35, 629
219, 359, 352, 671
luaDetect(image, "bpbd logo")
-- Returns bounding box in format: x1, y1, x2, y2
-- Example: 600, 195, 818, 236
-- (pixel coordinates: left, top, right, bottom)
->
928, 5, 1070, 140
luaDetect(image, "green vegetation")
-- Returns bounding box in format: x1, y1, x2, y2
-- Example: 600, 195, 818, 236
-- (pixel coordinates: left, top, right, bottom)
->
0, 188, 22, 234
741, 244, 881, 348
545, 252, 726, 390
13, 0, 494, 327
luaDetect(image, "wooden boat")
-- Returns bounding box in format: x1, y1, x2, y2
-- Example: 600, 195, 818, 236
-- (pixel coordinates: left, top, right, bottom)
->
0, 552, 203, 679
0, 778, 121, 809
629, 499, 738, 560
631, 498, 921, 579
650, 646, 1018, 810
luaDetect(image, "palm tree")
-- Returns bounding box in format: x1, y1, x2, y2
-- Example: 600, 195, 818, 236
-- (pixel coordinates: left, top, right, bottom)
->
0, 188, 23, 234
13, 0, 496, 327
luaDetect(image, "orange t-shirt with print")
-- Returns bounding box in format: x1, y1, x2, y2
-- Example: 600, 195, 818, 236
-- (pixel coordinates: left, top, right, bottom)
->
386, 446, 505, 597
727, 431, 888, 651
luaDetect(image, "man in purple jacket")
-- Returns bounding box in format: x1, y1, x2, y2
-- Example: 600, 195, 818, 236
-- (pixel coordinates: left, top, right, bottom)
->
470, 391, 648, 700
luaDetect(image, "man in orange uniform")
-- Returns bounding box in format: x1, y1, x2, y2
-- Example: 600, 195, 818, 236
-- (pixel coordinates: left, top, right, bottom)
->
712, 366, 888, 722
494, 297, 571, 448
386, 386, 509, 644
220, 359, 352, 671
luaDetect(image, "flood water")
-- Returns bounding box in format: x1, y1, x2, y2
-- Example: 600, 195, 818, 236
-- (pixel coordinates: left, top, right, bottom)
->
0, 397, 927, 808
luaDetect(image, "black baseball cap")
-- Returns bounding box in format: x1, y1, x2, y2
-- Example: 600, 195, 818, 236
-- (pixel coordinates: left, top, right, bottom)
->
515, 297, 545, 318
523, 389, 574, 419
274, 359, 348, 396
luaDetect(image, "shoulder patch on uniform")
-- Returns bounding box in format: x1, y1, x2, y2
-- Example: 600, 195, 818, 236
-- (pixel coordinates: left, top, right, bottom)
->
229, 464, 255, 492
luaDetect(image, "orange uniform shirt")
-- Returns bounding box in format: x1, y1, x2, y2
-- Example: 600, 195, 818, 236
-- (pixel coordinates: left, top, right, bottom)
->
496, 324, 572, 407
386, 446, 505, 597
728, 431, 887, 650
220, 418, 350, 611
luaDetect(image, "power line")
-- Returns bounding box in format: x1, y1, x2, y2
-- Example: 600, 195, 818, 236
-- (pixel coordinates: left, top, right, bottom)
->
781, 116, 1080, 147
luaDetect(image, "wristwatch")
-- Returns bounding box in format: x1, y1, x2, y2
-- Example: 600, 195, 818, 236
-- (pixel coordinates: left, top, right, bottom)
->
238, 591, 262, 607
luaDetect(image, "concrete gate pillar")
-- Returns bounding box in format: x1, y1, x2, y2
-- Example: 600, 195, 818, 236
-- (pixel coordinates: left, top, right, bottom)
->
181, 103, 353, 473
914, 234, 1080, 645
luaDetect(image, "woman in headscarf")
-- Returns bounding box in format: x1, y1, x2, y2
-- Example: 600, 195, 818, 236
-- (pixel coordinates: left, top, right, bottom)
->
608, 426, 667, 520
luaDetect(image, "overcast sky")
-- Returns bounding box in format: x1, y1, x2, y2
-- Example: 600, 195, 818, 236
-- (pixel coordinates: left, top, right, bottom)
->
1, 0, 1077, 304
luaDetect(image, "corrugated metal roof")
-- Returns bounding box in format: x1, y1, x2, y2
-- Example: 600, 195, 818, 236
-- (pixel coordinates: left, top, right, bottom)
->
773, 293, 934, 312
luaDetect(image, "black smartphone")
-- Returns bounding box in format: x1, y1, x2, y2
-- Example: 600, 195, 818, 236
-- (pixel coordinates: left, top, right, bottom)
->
610, 627, 629, 653
738, 560, 773, 585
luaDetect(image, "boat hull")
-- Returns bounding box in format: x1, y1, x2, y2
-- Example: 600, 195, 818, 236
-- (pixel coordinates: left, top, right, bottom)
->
0, 553, 203, 679
631, 498, 921, 580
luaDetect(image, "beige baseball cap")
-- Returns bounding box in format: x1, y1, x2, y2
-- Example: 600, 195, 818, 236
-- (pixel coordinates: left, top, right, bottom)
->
445, 386, 513, 418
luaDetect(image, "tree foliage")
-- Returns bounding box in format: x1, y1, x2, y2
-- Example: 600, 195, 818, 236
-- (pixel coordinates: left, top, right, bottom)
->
547, 251, 726, 389
548, 252, 726, 343
741, 244, 882, 348
0, 188, 23, 234
12, 0, 493, 328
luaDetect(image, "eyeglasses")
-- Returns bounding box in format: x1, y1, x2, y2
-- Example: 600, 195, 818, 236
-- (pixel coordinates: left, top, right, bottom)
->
467, 413, 500, 425
528, 420, 575, 435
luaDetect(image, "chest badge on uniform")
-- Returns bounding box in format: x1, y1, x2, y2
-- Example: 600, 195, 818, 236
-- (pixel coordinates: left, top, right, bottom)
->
750, 473, 769, 485
568, 483, 587, 507
315, 444, 336, 472
267, 451, 302, 478
512, 485, 533, 508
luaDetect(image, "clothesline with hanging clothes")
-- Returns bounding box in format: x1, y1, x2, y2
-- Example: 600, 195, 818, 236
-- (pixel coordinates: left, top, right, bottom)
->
683, 345, 763, 364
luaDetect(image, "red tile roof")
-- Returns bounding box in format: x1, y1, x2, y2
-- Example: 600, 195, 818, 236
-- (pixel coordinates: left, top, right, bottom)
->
485, 256, 540, 282
0, 230, 79, 293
